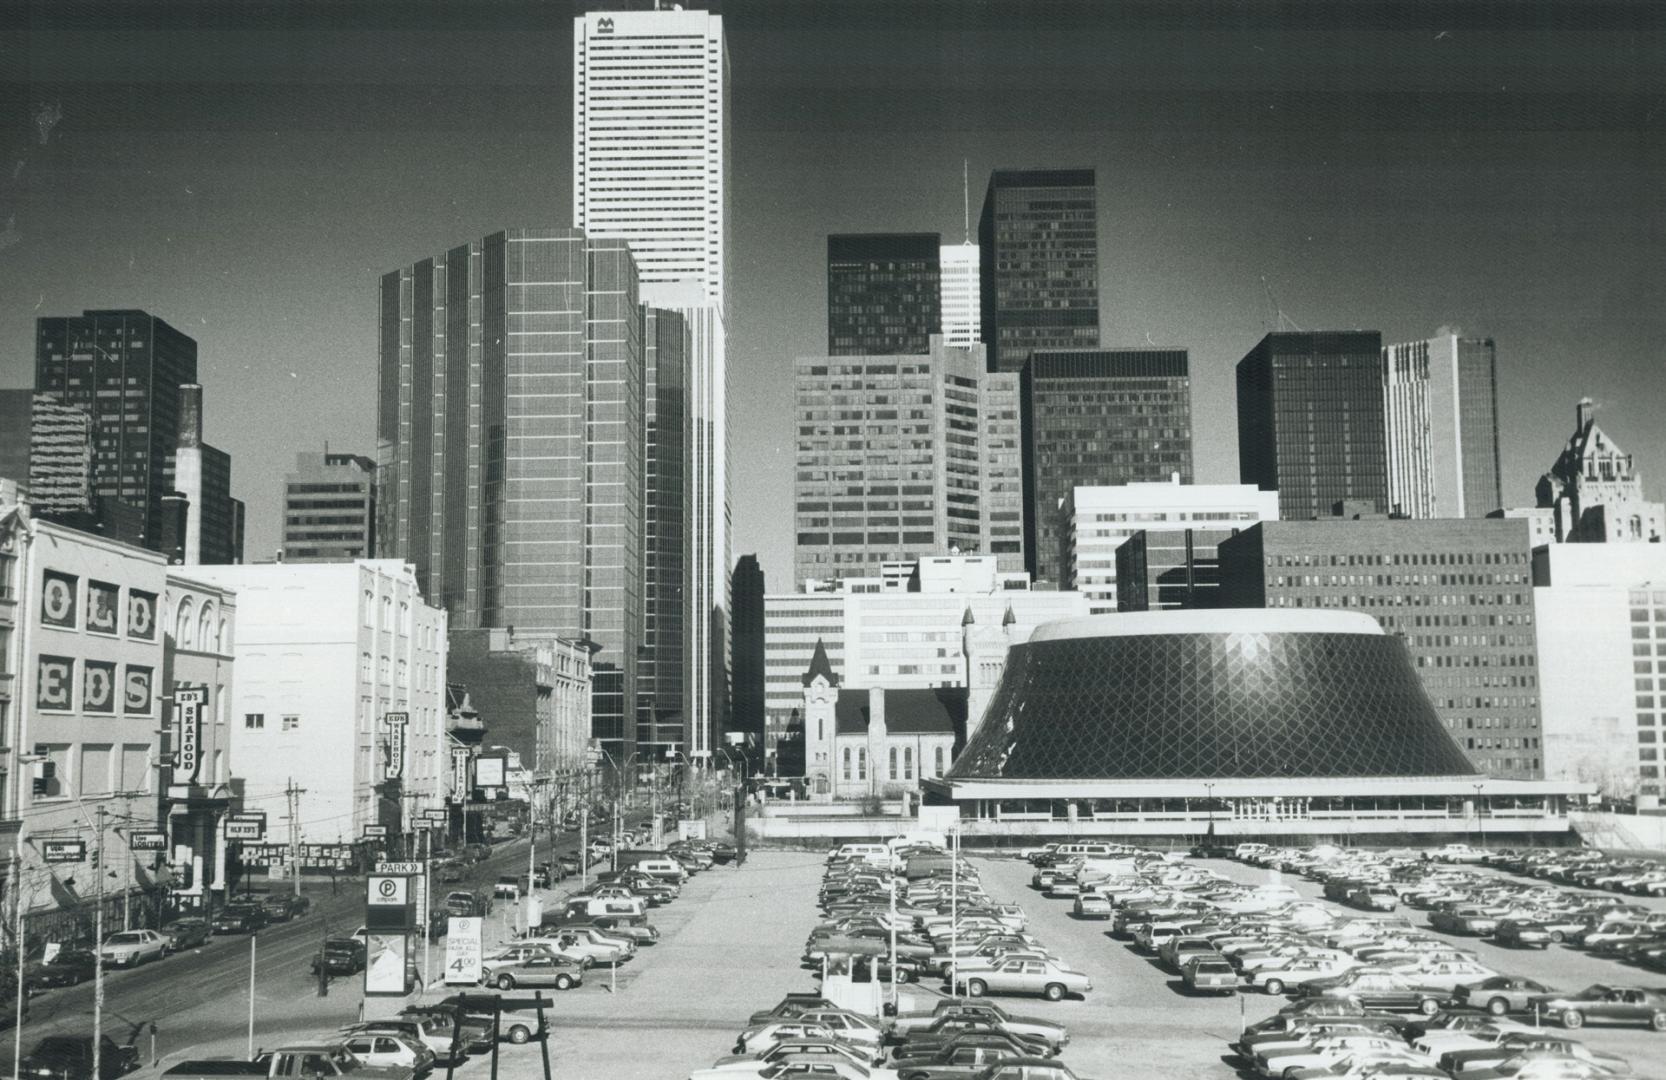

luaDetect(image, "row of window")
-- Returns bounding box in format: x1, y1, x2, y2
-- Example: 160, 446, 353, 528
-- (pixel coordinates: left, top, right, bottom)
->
838, 744, 948, 781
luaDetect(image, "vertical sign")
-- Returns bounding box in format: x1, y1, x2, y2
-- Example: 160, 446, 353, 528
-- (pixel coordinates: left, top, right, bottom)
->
450, 748, 470, 803
383, 713, 408, 780
175, 688, 205, 783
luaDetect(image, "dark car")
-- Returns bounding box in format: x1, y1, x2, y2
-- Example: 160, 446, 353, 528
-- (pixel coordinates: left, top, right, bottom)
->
1298, 970, 1453, 1015
211, 904, 268, 934
1537, 984, 1666, 1030
1491, 919, 1555, 949
710, 842, 737, 864
159, 918, 212, 953
259, 894, 310, 923
26, 950, 98, 993
310, 938, 367, 976
1454, 975, 1559, 1017
19, 1035, 138, 1080
437, 862, 467, 884
747, 994, 837, 1026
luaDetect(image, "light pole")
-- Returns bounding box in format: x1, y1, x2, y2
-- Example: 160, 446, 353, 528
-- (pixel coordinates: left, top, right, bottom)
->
1204, 781, 1216, 847
667, 750, 691, 830
1473, 782, 1486, 849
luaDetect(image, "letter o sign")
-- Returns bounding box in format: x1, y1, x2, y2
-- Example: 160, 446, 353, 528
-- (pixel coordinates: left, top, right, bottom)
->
41, 574, 74, 626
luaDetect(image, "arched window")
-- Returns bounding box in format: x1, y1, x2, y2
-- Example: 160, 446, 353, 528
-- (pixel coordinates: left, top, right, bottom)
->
841, 748, 851, 781
934, 746, 945, 776
198, 602, 216, 650
857, 748, 867, 781
888, 747, 897, 780
175, 598, 195, 647
904, 747, 913, 780
817, 718, 823, 742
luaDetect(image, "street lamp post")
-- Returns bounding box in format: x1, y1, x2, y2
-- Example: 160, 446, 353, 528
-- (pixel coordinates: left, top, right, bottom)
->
1473, 782, 1486, 849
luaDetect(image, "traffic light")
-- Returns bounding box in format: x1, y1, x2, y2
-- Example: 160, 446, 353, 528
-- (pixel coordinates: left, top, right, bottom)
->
89, 848, 99, 872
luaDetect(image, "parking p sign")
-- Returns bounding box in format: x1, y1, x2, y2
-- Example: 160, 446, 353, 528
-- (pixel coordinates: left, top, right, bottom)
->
444, 917, 482, 985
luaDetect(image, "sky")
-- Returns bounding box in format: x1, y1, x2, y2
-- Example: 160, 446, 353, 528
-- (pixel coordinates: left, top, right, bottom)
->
1, 0, 1662, 590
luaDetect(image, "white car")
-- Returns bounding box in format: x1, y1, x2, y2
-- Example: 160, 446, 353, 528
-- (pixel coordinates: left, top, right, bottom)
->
1256, 1035, 1418, 1078
1249, 956, 1360, 996
99, 930, 167, 967
339, 1032, 435, 1073
1385, 959, 1498, 991
692, 1061, 896, 1080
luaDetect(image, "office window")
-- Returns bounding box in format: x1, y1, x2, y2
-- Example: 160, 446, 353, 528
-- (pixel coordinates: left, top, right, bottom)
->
80, 744, 113, 796
934, 746, 945, 775
245, 713, 265, 730
282, 715, 300, 731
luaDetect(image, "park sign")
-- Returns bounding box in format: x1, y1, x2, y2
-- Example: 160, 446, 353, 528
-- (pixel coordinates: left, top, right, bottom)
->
366, 872, 416, 933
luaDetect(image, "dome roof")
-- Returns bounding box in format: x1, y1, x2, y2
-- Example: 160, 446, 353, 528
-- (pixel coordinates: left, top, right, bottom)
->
949, 610, 1479, 781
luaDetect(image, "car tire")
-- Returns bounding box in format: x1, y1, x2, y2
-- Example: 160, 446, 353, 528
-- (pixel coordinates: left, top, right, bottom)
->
1262, 978, 1284, 996
1561, 1009, 1585, 1029
507, 1025, 531, 1046
1487, 997, 1510, 1017
1043, 983, 1066, 1002
1550, 931, 1565, 944
896, 968, 913, 984
555, 974, 573, 991
496, 974, 516, 991
967, 979, 987, 998
1652, 1012, 1666, 1032
1418, 998, 1440, 1017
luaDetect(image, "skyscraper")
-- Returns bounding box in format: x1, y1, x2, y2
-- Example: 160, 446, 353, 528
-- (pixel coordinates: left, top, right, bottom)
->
0, 390, 94, 518
826, 233, 941, 355
1383, 331, 1503, 519
978, 169, 1100, 373
35, 309, 198, 549
574, 5, 729, 762
376, 228, 648, 761
939, 242, 981, 347
281, 451, 377, 563
1236, 331, 1388, 521
794, 337, 1022, 589
640, 306, 690, 759
730, 553, 765, 757
1020, 348, 1194, 585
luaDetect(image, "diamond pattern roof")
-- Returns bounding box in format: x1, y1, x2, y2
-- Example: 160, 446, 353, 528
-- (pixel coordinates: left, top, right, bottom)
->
948, 629, 1480, 780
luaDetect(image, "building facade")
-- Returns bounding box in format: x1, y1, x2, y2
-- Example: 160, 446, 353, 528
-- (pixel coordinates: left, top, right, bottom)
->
1021, 348, 1195, 584
1218, 516, 1542, 779
376, 228, 648, 762
794, 337, 1022, 588
640, 307, 690, 758
447, 628, 592, 794
573, 6, 730, 762
281, 451, 377, 563
826, 233, 941, 355
763, 592, 845, 756
0, 391, 95, 518
1536, 398, 1665, 544
166, 384, 244, 567
939, 242, 980, 347
1115, 528, 1243, 613
978, 169, 1100, 373
1383, 331, 1503, 520
189, 560, 447, 842
1533, 544, 1666, 803
1237, 331, 1389, 522
1061, 481, 1279, 614
730, 553, 766, 755
1, 510, 171, 916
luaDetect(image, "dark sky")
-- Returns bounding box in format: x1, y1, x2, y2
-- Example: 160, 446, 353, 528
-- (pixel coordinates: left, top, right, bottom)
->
1, 0, 1662, 588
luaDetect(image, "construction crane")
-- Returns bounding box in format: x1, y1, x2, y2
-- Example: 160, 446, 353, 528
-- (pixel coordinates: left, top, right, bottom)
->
1260, 275, 1304, 333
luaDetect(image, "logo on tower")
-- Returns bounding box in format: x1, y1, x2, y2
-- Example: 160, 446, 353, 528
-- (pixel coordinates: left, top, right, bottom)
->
596, 16, 614, 33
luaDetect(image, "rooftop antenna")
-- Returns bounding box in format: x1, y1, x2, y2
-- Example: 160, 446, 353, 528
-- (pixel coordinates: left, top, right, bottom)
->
962, 159, 971, 244
1259, 275, 1304, 333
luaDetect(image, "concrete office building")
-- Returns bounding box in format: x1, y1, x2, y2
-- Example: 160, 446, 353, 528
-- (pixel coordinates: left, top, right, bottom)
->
375, 228, 650, 761
0, 506, 171, 917
189, 560, 448, 842
1218, 515, 1543, 779
826, 233, 941, 355
0, 391, 96, 518
1533, 544, 1666, 803
1536, 398, 1665, 544
1061, 481, 1279, 614
35, 310, 200, 551
1021, 348, 1195, 584
939, 242, 980, 347
163, 384, 244, 567
1237, 331, 1389, 522
730, 554, 766, 755
793, 337, 1022, 588
978, 169, 1100, 373
1383, 331, 1503, 519
1494, 506, 1558, 548
574, 5, 730, 763
281, 451, 377, 563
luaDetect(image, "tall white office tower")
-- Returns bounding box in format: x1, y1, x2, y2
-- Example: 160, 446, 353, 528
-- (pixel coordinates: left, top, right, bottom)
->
575, 6, 730, 763
940, 243, 980, 346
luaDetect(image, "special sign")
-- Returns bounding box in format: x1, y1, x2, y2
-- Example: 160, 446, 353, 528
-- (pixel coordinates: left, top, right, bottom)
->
383, 713, 408, 780
175, 688, 205, 783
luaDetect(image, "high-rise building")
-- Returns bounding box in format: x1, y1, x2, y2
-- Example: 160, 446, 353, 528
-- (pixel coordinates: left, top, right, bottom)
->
826, 233, 941, 355
939, 242, 980, 347
978, 169, 1099, 373
794, 337, 1023, 589
0, 390, 95, 517
574, 5, 729, 763
376, 228, 647, 762
165, 384, 244, 567
1021, 348, 1194, 585
281, 451, 377, 563
730, 554, 765, 757
640, 307, 690, 758
1060, 480, 1279, 613
1237, 331, 1389, 521
35, 309, 198, 549
1218, 515, 1542, 779
1536, 398, 1665, 543
1383, 331, 1503, 519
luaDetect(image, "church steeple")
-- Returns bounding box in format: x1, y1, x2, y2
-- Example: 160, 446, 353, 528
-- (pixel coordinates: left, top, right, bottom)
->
802, 637, 839, 687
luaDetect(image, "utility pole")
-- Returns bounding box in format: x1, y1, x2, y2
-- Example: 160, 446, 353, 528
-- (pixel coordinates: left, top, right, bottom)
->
92, 806, 106, 1080
286, 779, 306, 897
525, 783, 538, 934
578, 772, 589, 890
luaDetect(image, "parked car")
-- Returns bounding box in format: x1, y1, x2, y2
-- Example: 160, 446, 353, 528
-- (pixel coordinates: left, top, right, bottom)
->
98, 930, 167, 968
160, 918, 212, 953
19, 1035, 138, 1080
260, 894, 311, 923
26, 949, 97, 993
1182, 955, 1240, 995
337, 1032, 434, 1075
1535, 984, 1666, 1030
1298, 970, 1453, 1016
310, 939, 367, 976
485, 953, 585, 992
1071, 894, 1112, 920
960, 958, 1092, 1002
1491, 919, 1555, 949
212, 903, 268, 934
1454, 975, 1560, 1017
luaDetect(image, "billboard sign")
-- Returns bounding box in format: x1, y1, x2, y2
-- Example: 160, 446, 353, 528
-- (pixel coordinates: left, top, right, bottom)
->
175, 687, 205, 783
443, 918, 482, 985
364, 934, 409, 996
473, 755, 506, 790
42, 840, 86, 864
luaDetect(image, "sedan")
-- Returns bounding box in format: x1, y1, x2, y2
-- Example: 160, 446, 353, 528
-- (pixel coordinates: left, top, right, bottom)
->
1536, 984, 1666, 1031
211, 904, 268, 934
99, 930, 166, 968
1491, 920, 1555, 949
159, 918, 211, 953
486, 953, 585, 992
1182, 956, 1239, 995
339, 1032, 435, 1074
706, 1039, 881, 1072
311, 938, 367, 976
25, 950, 97, 993
961, 959, 1091, 1003
1070, 895, 1111, 920
1454, 975, 1559, 1017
